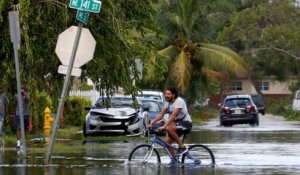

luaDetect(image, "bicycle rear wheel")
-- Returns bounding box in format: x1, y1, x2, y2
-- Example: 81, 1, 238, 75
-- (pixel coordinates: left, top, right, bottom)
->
181, 144, 215, 167
128, 144, 161, 164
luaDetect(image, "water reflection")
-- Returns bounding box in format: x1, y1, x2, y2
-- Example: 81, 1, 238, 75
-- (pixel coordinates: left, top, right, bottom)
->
15, 151, 26, 175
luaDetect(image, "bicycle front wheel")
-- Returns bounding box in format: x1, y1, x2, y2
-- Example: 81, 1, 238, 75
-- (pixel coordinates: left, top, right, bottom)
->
128, 144, 161, 164
181, 144, 215, 167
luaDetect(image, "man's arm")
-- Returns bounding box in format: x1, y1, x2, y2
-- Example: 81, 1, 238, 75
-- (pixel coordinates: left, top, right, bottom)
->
160, 108, 181, 130
148, 108, 168, 128
23, 92, 30, 101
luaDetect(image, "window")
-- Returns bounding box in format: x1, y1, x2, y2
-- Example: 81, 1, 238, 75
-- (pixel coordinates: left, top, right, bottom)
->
231, 81, 242, 91
260, 81, 269, 91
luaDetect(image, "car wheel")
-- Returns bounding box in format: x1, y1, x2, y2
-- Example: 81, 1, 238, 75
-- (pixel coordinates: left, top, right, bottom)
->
255, 116, 259, 126
83, 122, 88, 137
220, 117, 224, 126
261, 110, 265, 115
224, 123, 232, 127
250, 116, 259, 127
139, 120, 149, 137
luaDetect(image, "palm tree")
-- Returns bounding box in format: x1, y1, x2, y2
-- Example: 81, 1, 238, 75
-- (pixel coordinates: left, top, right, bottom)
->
156, 0, 247, 93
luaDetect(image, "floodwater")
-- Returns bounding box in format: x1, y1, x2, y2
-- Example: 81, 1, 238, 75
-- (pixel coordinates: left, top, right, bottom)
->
0, 114, 300, 175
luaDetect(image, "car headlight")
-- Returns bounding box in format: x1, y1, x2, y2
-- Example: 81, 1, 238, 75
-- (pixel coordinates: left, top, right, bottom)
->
89, 113, 101, 121
129, 113, 139, 124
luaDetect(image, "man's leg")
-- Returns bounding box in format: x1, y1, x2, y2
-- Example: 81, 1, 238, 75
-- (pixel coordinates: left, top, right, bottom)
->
166, 123, 184, 148
16, 116, 21, 148
0, 115, 4, 136
165, 136, 176, 156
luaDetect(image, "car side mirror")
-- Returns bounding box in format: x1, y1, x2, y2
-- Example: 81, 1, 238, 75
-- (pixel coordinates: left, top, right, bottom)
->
84, 106, 91, 111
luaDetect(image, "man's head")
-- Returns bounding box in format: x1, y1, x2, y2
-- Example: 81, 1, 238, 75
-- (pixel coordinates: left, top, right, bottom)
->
0, 85, 3, 93
21, 85, 26, 93
165, 87, 178, 102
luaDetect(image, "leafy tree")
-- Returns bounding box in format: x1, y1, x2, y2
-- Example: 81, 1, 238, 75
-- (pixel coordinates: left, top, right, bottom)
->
0, 0, 159, 101
152, 0, 247, 100
217, 0, 300, 93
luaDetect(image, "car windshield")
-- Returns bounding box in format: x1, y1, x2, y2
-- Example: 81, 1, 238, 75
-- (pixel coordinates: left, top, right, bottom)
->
95, 97, 135, 108
138, 94, 162, 101
225, 98, 252, 107
141, 101, 160, 112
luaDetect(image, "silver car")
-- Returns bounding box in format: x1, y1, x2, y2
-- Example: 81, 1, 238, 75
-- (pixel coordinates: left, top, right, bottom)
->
83, 96, 149, 137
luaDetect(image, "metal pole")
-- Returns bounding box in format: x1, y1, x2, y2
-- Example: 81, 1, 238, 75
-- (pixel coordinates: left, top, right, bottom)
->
46, 23, 83, 162
13, 43, 26, 155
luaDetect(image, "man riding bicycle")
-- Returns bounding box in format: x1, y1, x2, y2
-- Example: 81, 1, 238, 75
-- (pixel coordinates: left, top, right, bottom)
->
147, 87, 192, 156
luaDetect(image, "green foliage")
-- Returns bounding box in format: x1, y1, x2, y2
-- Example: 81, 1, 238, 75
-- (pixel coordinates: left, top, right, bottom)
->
216, 0, 300, 82
77, 83, 93, 91
63, 96, 91, 126
154, 0, 247, 102
265, 96, 300, 120
31, 91, 52, 132
188, 106, 219, 125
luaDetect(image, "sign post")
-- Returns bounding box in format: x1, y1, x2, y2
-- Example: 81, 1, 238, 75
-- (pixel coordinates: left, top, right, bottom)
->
46, 23, 83, 163
8, 10, 27, 155
45, 0, 100, 163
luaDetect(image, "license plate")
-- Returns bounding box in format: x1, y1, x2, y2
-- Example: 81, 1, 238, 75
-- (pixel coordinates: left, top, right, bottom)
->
234, 109, 241, 114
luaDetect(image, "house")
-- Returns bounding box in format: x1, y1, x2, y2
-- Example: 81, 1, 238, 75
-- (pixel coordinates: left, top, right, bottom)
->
210, 76, 296, 104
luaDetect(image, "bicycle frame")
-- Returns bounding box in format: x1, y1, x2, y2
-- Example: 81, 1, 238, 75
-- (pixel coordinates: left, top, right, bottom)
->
149, 134, 181, 164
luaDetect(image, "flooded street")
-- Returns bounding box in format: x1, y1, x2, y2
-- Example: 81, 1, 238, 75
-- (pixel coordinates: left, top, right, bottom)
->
1, 114, 300, 175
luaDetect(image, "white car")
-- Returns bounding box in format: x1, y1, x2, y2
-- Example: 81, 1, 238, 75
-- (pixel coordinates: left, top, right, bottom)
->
83, 96, 149, 137
138, 90, 165, 103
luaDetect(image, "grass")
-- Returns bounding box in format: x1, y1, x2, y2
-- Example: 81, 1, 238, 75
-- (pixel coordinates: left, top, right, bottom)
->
190, 107, 218, 125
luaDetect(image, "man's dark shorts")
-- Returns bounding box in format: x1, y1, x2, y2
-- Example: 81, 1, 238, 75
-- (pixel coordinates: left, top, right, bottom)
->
16, 115, 29, 129
176, 121, 192, 136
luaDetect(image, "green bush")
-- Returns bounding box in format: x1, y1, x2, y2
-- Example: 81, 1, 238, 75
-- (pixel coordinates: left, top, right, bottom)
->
63, 96, 91, 126
265, 96, 300, 120
31, 91, 52, 132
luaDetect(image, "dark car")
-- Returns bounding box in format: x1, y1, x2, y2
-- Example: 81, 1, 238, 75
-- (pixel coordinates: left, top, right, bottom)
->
139, 98, 167, 135
219, 94, 259, 127
250, 94, 266, 115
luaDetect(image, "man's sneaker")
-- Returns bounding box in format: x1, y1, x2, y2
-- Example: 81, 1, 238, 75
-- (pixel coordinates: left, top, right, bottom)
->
15, 145, 22, 149
176, 147, 188, 156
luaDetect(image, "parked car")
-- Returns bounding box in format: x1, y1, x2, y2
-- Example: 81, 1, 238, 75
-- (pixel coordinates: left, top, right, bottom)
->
250, 94, 266, 115
138, 90, 165, 103
292, 90, 300, 111
83, 96, 150, 137
139, 98, 167, 135
219, 94, 259, 127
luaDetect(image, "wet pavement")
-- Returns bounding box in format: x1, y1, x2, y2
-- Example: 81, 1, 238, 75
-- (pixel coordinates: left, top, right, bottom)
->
0, 114, 300, 175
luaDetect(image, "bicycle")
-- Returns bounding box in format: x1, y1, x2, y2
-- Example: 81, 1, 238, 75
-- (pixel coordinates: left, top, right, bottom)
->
127, 129, 215, 167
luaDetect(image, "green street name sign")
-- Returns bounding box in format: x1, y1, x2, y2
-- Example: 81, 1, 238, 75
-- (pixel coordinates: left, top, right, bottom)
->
69, 0, 102, 13
76, 10, 89, 24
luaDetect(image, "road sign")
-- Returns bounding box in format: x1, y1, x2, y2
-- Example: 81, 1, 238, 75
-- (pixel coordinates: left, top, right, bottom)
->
55, 26, 96, 76
76, 10, 89, 24
69, 0, 102, 13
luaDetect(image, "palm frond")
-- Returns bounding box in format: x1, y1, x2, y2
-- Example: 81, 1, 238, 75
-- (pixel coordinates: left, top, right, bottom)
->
201, 67, 224, 79
170, 51, 192, 91
200, 43, 242, 60
158, 45, 179, 60
198, 45, 248, 76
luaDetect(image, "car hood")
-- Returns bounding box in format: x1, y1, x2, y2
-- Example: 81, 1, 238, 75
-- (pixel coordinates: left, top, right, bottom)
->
90, 107, 138, 116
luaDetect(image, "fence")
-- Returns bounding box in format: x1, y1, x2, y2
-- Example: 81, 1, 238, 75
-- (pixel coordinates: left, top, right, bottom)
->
69, 90, 99, 104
